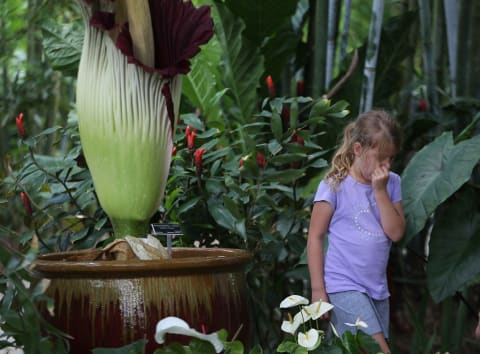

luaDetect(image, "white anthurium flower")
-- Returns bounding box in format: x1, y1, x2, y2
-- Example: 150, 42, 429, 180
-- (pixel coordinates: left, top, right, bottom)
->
304, 300, 334, 320
294, 307, 312, 324
345, 316, 368, 329
297, 328, 321, 350
281, 312, 302, 334
279, 295, 309, 309
155, 316, 223, 353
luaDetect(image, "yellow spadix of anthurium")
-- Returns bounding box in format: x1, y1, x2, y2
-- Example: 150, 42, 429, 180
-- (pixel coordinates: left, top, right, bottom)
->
75, 0, 213, 237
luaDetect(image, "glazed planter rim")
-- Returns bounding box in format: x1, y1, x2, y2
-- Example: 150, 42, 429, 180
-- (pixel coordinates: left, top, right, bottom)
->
34, 247, 252, 278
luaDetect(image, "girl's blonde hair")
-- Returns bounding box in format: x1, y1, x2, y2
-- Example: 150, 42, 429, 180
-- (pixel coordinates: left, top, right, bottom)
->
324, 109, 402, 187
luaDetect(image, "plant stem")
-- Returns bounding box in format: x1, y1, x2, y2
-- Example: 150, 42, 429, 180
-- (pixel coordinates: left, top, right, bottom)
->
111, 218, 150, 238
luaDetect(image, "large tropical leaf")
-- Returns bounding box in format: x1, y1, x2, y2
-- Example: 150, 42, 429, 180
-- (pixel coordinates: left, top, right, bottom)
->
401, 132, 480, 244
211, 1, 265, 122
427, 187, 480, 302
224, 0, 298, 45
182, 34, 225, 125
224, 0, 299, 80
42, 21, 83, 77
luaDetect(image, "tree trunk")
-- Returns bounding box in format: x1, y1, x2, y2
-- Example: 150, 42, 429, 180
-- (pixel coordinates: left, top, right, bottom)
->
418, 0, 438, 113
305, 0, 328, 98
443, 0, 459, 98
359, 0, 384, 113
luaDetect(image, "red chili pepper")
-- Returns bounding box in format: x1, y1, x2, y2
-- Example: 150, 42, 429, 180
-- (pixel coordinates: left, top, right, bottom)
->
171, 146, 177, 156
20, 192, 32, 216
194, 148, 206, 174
16, 113, 26, 139
256, 152, 267, 169
266, 75, 276, 98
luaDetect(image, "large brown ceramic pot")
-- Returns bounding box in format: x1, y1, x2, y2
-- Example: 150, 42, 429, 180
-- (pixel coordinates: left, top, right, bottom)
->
33, 247, 252, 353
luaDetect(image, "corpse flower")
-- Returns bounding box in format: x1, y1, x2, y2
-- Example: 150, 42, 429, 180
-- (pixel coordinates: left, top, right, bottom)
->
75, 0, 213, 238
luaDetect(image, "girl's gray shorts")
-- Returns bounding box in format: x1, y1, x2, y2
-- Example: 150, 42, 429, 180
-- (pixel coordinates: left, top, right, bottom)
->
328, 290, 389, 339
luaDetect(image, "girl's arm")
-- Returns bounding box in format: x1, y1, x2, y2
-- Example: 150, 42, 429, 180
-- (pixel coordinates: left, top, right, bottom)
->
372, 166, 406, 242
307, 201, 334, 311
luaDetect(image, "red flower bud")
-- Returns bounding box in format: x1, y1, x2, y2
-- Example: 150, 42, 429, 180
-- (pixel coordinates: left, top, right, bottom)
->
291, 133, 304, 145
20, 192, 32, 216
186, 125, 196, 151
256, 152, 267, 169
171, 146, 177, 156
194, 148, 206, 174
281, 106, 290, 128
297, 80, 305, 96
266, 75, 276, 98
16, 113, 26, 139
419, 98, 427, 112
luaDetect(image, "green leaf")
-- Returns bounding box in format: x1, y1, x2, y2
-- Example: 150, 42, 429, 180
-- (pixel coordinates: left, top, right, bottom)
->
247, 344, 264, 354
427, 187, 480, 302
224, 0, 298, 45
309, 99, 331, 119
271, 111, 283, 141
270, 153, 307, 165
181, 113, 204, 130
183, 32, 225, 126
401, 132, 480, 243
267, 140, 283, 155
42, 21, 83, 77
308, 158, 328, 169
153, 343, 188, 354
92, 339, 147, 354
263, 169, 305, 183
178, 197, 203, 215
207, 199, 236, 231
212, 2, 265, 122
223, 339, 244, 354
188, 338, 217, 354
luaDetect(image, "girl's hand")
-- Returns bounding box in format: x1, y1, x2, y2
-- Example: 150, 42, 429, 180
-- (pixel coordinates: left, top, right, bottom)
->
371, 165, 390, 191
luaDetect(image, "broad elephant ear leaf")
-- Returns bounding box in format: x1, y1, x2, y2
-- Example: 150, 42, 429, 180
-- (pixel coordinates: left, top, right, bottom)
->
427, 187, 480, 303
401, 132, 480, 244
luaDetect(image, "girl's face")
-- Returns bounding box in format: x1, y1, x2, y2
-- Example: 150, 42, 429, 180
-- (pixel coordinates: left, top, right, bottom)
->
351, 142, 396, 183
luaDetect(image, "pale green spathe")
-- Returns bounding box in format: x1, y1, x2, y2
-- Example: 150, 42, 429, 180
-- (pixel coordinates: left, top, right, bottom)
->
76, 16, 181, 226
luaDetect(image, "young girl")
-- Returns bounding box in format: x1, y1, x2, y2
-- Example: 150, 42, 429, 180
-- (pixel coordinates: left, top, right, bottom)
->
307, 110, 405, 354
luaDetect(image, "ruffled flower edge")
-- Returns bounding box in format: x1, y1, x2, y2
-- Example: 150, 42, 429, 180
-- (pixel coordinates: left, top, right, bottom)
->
86, 0, 214, 79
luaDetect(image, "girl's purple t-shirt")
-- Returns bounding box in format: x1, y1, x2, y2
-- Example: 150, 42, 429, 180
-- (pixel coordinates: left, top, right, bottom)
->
313, 172, 402, 300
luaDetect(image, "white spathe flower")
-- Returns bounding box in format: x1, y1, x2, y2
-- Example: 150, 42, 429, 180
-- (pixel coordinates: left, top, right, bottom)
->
294, 307, 312, 324
279, 295, 309, 308
304, 300, 334, 320
297, 328, 321, 350
281, 312, 302, 334
345, 316, 368, 329
154, 316, 223, 353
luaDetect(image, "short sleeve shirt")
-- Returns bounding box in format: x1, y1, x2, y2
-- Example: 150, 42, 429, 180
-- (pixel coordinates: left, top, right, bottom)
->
313, 173, 402, 300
